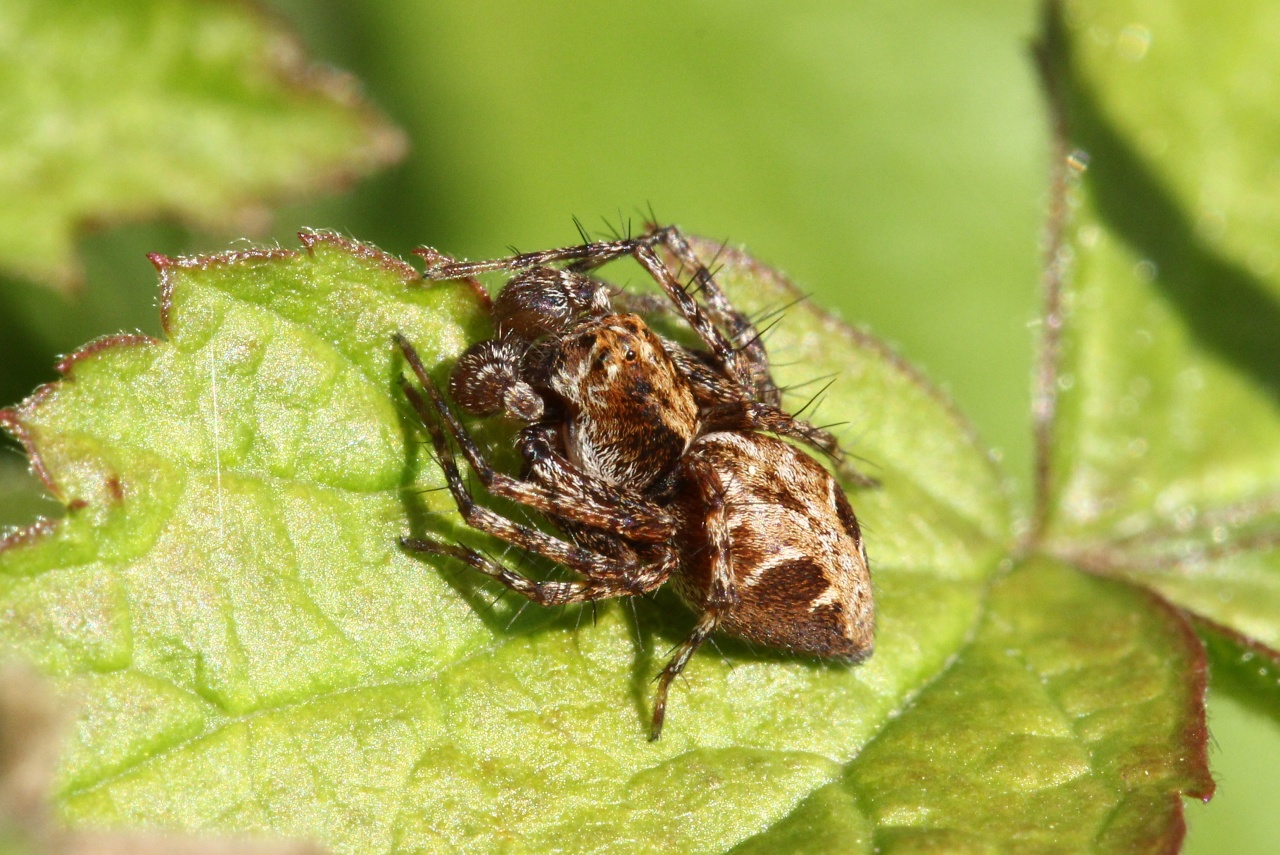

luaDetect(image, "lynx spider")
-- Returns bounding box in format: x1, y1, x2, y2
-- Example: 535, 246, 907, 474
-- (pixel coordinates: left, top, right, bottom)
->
398, 224, 874, 739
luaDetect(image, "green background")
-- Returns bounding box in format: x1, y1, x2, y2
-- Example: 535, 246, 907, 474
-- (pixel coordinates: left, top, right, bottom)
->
1, 1, 1275, 850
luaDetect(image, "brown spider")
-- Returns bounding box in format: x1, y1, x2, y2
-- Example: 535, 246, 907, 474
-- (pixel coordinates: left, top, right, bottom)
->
397, 224, 874, 739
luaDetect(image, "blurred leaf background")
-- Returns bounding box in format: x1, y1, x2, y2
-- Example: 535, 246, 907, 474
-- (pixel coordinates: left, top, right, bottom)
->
0, 1, 1276, 850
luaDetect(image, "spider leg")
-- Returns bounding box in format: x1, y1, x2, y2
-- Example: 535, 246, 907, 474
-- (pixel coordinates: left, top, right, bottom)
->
649, 225, 780, 406
413, 247, 491, 308
515, 426, 680, 540
650, 608, 720, 740
420, 235, 647, 280
397, 335, 678, 542
402, 537, 674, 605
401, 412, 671, 583
650, 452, 736, 740
400, 382, 642, 580
632, 241, 756, 393
638, 226, 876, 479
662, 344, 875, 486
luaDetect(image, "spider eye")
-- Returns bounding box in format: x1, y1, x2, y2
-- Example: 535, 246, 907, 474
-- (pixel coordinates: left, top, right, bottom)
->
624, 348, 637, 362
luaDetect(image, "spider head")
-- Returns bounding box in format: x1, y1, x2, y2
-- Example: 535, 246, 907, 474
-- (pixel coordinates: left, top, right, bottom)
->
551, 314, 677, 402
550, 314, 700, 487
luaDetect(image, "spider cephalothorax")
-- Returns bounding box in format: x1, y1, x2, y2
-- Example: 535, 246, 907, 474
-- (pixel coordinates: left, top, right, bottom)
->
398, 224, 874, 739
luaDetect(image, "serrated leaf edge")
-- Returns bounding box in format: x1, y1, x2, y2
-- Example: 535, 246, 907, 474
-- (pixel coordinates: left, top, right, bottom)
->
0, 231, 422, 556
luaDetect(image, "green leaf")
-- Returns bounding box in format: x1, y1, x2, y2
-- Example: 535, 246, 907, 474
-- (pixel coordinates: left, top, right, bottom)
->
0, 232, 1020, 853
1037, 1, 1280, 692
0, 0, 405, 291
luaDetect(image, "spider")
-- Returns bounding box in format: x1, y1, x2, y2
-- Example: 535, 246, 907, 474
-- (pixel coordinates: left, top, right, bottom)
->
397, 224, 874, 739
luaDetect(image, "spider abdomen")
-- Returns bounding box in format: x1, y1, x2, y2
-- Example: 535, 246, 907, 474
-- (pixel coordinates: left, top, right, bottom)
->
671, 432, 874, 662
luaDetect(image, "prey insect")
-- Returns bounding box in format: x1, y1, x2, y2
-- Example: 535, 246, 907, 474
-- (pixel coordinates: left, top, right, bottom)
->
398, 224, 874, 739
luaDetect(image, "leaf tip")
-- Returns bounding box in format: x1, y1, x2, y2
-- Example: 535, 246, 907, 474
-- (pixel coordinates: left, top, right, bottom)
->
147, 252, 174, 272
295, 229, 324, 251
